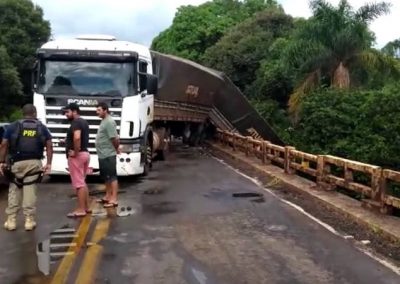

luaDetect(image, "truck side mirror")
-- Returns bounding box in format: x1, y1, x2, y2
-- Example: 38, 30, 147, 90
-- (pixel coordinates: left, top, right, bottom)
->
146, 74, 158, 95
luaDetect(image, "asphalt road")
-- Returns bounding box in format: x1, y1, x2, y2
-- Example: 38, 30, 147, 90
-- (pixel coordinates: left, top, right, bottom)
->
0, 145, 399, 284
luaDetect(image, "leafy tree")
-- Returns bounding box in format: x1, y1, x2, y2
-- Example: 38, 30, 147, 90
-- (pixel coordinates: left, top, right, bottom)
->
382, 39, 400, 58
285, 0, 396, 117
0, 46, 23, 119
245, 37, 295, 107
250, 97, 292, 143
151, 0, 280, 62
292, 86, 400, 170
0, 0, 51, 94
203, 9, 291, 91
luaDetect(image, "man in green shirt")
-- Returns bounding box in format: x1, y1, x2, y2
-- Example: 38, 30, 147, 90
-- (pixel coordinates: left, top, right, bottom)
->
95, 102, 120, 207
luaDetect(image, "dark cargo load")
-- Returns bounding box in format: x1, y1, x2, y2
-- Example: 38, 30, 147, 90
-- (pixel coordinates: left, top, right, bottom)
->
150, 51, 284, 146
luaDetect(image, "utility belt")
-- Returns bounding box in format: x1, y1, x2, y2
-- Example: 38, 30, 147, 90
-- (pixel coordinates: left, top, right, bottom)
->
4, 156, 44, 188
3, 166, 44, 188
11, 153, 43, 163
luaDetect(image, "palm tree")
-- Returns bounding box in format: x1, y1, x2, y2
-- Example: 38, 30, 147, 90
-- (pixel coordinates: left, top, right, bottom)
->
382, 39, 400, 58
286, 0, 397, 119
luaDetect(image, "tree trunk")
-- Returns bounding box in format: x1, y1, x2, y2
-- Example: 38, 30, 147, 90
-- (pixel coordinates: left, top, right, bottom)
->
332, 62, 350, 89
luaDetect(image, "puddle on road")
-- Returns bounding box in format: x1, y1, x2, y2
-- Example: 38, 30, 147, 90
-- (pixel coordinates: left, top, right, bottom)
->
143, 201, 179, 215
232, 192, 263, 198
143, 187, 165, 195
204, 189, 266, 204
181, 254, 218, 284
251, 197, 266, 203
191, 267, 208, 284
102, 252, 117, 261
203, 188, 228, 199
266, 225, 287, 232
117, 205, 137, 217
36, 226, 77, 276
232, 192, 266, 203
69, 189, 127, 199
11, 273, 49, 284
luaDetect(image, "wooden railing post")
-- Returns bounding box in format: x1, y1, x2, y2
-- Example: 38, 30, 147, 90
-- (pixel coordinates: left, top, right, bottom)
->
261, 141, 266, 164
227, 132, 232, 149
316, 155, 325, 189
377, 169, 393, 214
245, 136, 251, 156
223, 131, 229, 147
344, 162, 354, 189
237, 135, 244, 154
371, 168, 381, 201
284, 146, 295, 174
262, 141, 271, 165
232, 133, 237, 151
216, 129, 221, 143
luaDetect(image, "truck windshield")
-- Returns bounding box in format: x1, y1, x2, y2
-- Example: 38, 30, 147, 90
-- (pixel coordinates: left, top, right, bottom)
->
38, 61, 134, 97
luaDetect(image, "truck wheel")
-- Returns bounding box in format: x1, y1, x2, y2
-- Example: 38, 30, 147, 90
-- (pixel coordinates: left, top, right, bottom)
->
142, 141, 152, 176
156, 133, 169, 161
156, 150, 165, 161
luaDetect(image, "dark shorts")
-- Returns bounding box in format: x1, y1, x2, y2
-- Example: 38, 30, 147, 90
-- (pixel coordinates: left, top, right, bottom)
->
99, 156, 117, 183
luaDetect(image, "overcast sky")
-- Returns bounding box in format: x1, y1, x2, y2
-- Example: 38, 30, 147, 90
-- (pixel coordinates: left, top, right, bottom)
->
32, 0, 399, 48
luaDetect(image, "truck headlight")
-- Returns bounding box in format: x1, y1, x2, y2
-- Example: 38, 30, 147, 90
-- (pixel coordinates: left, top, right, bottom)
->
120, 143, 141, 153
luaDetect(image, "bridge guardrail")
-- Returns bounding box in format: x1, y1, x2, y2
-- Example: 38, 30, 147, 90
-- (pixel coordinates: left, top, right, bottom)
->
216, 129, 400, 214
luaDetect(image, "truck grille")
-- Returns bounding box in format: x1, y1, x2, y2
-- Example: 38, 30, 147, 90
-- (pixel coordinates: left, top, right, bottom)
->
45, 106, 121, 154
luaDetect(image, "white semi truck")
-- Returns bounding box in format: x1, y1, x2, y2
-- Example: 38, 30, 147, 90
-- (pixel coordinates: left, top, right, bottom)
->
32, 34, 164, 176
31, 34, 282, 177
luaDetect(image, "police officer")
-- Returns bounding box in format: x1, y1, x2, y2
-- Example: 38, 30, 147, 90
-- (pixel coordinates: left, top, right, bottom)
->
0, 104, 53, 231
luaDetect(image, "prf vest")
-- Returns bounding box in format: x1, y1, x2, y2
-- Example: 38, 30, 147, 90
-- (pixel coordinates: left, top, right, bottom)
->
9, 119, 45, 162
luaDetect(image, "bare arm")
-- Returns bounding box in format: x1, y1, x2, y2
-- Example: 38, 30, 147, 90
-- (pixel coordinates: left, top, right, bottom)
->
0, 140, 9, 175
0, 139, 8, 163
45, 139, 53, 165
111, 136, 120, 152
73, 129, 81, 154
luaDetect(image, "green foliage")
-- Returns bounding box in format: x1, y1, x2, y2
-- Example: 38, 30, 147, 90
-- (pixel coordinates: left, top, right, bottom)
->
203, 10, 292, 91
7, 107, 23, 121
0, 0, 50, 72
0, 46, 23, 119
151, 0, 280, 62
0, 0, 51, 94
292, 86, 400, 170
245, 38, 294, 106
250, 98, 292, 143
152, 0, 400, 176
284, 0, 394, 115
382, 38, 400, 58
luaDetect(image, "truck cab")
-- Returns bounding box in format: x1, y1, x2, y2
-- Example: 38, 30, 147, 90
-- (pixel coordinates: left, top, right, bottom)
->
32, 35, 158, 176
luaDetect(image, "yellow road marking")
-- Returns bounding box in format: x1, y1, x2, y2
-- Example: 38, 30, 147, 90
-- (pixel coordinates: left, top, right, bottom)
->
89, 218, 111, 244
75, 218, 111, 284
50, 216, 92, 284
50, 200, 95, 284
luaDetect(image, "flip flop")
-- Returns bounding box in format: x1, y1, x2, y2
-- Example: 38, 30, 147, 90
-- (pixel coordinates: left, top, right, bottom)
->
103, 202, 118, 208
96, 198, 110, 204
67, 212, 87, 218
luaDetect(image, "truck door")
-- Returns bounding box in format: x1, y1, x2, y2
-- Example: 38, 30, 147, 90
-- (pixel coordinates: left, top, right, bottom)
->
138, 60, 153, 136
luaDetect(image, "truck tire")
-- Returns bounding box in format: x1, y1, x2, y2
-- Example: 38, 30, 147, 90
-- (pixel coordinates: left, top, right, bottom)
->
156, 143, 168, 161
142, 140, 152, 176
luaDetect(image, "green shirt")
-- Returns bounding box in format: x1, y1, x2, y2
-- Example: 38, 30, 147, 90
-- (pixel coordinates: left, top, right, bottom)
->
96, 115, 118, 159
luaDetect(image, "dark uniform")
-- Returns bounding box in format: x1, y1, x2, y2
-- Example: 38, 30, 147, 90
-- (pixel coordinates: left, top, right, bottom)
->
3, 119, 51, 229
